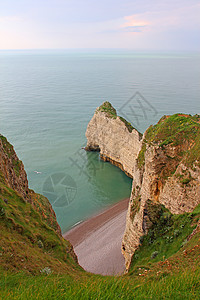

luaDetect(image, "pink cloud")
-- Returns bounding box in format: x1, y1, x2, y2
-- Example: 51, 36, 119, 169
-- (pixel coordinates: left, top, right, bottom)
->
122, 15, 149, 28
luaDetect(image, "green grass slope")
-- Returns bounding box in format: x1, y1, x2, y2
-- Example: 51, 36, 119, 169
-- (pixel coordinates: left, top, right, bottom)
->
0, 121, 200, 299
138, 114, 200, 169
1, 186, 199, 299
0, 174, 80, 275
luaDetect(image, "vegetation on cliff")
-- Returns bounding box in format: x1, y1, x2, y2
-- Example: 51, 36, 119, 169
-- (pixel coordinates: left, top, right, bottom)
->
0, 134, 79, 274
136, 143, 146, 169
137, 113, 200, 171
130, 201, 200, 283
0, 174, 79, 274
119, 116, 135, 133
130, 186, 141, 221
145, 114, 200, 145
0, 135, 22, 177
0, 132, 200, 299
97, 101, 117, 119
97, 101, 135, 133
1, 202, 199, 299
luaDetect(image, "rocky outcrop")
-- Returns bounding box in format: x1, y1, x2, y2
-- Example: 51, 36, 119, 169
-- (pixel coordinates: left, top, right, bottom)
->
122, 143, 200, 270
0, 135, 30, 202
86, 104, 200, 271
85, 102, 142, 178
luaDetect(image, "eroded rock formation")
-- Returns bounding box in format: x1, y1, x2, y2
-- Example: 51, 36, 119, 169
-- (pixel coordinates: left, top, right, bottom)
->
85, 102, 142, 178
122, 142, 200, 270
86, 103, 200, 270
0, 135, 30, 202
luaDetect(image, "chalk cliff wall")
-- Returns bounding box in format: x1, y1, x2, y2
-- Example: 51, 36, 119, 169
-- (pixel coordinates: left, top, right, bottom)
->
86, 103, 200, 270
86, 102, 142, 178
122, 143, 200, 270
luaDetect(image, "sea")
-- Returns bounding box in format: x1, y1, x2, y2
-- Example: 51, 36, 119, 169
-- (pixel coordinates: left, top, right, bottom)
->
0, 50, 200, 233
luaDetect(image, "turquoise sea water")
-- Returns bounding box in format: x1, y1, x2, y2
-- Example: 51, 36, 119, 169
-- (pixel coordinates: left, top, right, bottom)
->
0, 50, 200, 233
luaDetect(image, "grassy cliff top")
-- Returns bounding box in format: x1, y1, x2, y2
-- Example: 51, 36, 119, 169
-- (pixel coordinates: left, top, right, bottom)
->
145, 114, 200, 146
97, 101, 136, 133
138, 114, 200, 168
97, 101, 117, 118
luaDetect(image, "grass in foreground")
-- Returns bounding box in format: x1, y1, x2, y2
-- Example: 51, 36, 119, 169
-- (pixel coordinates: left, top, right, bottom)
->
1, 203, 199, 299
0, 267, 199, 299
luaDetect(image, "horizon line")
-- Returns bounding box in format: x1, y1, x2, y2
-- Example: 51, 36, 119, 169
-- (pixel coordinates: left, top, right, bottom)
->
0, 48, 200, 53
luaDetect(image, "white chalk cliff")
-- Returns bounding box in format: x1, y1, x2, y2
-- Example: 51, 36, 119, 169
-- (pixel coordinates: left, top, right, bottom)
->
85, 103, 142, 178
86, 102, 200, 270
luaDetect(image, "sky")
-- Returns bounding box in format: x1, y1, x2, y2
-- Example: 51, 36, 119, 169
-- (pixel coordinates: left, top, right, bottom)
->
0, 0, 200, 50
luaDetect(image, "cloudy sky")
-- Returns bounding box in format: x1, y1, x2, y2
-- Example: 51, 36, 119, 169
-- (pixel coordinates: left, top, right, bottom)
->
0, 0, 200, 50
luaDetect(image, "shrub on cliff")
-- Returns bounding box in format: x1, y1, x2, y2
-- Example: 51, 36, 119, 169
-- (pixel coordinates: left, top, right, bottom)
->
97, 101, 117, 118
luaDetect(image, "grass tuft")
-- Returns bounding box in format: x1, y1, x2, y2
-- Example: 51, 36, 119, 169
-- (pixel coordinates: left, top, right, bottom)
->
97, 101, 117, 119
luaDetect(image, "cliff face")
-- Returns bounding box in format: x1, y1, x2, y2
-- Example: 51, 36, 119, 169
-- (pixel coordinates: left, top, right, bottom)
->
0, 134, 62, 235
0, 135, 30, 202
86, 102, 142, 178
0, 134, 78, 273
122, 143, 200, 269
86, 104, 200, 270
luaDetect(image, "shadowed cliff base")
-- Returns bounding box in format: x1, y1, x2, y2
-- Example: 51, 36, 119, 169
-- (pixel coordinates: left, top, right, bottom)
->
63, 198, 129, 275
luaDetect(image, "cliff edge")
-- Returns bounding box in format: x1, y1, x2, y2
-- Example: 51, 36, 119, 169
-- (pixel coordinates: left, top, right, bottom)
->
0, 134, 78, 273
86, 103, 200, 270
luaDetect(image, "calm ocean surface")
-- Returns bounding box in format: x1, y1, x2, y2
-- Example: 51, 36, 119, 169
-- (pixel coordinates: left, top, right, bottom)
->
0, 50, 200, 233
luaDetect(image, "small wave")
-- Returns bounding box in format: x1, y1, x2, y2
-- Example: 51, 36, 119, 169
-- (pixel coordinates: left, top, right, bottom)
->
72, 220, 83, 228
